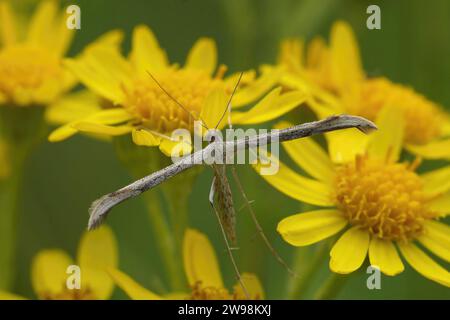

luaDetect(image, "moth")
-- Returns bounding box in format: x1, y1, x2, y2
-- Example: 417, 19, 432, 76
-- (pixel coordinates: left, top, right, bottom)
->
88, 73, 377, 297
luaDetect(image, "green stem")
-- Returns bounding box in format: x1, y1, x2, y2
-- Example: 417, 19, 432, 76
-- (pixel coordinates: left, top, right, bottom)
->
314, 272, 349, 300
159, 168, 200, 291
0, 106, 45, 290
0, 162, 23, 289
164, 187, 189, 251
142, 192, 184, 291
289, 242, 328, 299
112, 137, 197, 292
160, 165, 200, 252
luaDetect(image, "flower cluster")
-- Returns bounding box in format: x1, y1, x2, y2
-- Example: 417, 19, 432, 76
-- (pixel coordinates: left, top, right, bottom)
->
0, 1, 448, 300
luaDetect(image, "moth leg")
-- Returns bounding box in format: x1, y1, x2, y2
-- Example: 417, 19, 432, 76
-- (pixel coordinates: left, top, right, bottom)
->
209, 176, 216, 205
231, 165, 297, 278
208, 176, 250, 299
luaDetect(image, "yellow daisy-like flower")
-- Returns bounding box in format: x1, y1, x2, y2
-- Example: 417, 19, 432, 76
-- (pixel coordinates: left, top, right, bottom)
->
48, 24, 307, 156
109, 229, 264, 300
0, 226, 118, 300
274, 20, 450, 159
255, 107, 450, 287
0, 0, 76, 106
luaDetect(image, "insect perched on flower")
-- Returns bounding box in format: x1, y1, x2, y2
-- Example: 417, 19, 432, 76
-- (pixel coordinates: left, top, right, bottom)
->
270, 20, 450, 160
0, 226, 118, 300
255, 107, 450, 287
48, 24, 307, 156
109, 229, 264, 300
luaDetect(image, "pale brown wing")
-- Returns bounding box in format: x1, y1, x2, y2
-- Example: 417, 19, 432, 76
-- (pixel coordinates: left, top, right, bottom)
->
212, 164, 237, 244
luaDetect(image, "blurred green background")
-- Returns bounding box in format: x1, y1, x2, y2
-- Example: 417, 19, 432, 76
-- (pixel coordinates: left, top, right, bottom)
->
13, 0, 450, 299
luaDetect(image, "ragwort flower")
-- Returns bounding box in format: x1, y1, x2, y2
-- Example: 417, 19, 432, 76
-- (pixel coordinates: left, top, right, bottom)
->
48, 24, 307, 156
272, 20, 450, 159
0, 226, 118, 300
0, 0, 75, 106
255, 108, 450, 287
109, 229, 264, 300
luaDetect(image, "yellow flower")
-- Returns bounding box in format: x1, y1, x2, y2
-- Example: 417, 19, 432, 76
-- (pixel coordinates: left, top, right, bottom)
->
44, 30, 125, 137
273, 21, 450, 160
48, 24, 307, 156
255, 107, 450, 287
0, 0, 76, 106
109, 229, 264, 300
0, 225, 118, 300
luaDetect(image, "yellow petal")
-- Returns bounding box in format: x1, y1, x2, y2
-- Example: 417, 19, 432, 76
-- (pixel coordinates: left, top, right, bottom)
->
185, 38, 217, 75
232, 88, 307, 125
367, 106, 404, 162
0, 1, 17, 46
183, 229, 224, 288
253, 159, 334, 207
307, 93, 343, 119
233, 273, 265, 300
64, 48, 131, 103
200, 87, 228, 130
368, 238, 404, 276
224, 70, 256, 87
77, 225, 118, 300
84, 47, 132, 88
330, 227, 369, 274
31, 249, 74, 299
159, 137, 192, 157
88, 108, 133, 125
85, 29, 124, 52
48, 123, 79, 142
330, 21, 364, 91
130, 25, 168, 75
45, 90, 101, 124
275, 121, 334, 182
428, 191, 450, 217
132, 129, 161, 146
50, 11, 75, 56
278, 38, 303, 72
442, 119, 450, 137
277, 209, 347, 246
325, 128, 369, 164
27, 0, 57, 46
73, 121, 132, 136
279, 72, 310, 92
233, 69, 280, 108
406, 138, 450, 160
418, 221, 450, 263
48, 108, 132, 142
398, 242, 450, 287
108, 268, 161, 300
0, 291, 27, 300
421, 165, 450, 195
306, 36, 326, 68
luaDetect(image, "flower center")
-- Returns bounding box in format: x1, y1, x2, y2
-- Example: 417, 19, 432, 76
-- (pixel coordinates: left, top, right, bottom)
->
344, 78, 444, 145
188, 281, 260, 300
122, 68, 222, 134
334, 155, 434, 241
0, 45, 64, 104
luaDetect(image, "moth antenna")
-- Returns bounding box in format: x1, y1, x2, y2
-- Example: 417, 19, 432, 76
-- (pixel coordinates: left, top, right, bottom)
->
215, 72, 243, 130
146, 71, 209, 130
231, 166, 298, 278
209, 177, 251, 299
